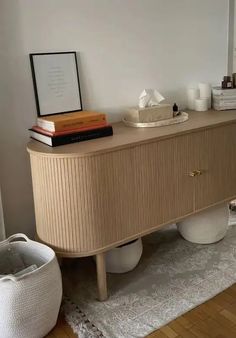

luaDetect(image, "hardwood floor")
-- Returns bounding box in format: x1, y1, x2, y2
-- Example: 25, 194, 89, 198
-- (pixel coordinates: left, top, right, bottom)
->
46, 284, 236, 338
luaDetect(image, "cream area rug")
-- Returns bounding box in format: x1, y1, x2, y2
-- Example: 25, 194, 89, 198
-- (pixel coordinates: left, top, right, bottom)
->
63, 215, 236, 338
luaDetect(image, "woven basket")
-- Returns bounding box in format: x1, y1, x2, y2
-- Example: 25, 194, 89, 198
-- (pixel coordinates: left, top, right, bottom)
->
105, 238, 143, 273
0, 234, 62, 338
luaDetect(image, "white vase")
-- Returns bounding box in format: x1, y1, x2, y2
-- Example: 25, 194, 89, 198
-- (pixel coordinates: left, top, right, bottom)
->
105, 238, 143, 273
177, 203, 229, 244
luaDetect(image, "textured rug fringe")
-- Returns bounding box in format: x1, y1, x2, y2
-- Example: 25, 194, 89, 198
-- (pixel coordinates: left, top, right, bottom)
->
63, 297, 104, 338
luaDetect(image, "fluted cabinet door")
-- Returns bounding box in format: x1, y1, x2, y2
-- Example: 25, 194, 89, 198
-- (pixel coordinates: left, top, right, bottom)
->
194, 123, 236, 211
29, 133, 195, 256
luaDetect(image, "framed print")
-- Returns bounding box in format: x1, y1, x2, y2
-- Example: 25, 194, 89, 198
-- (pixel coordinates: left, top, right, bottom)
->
30, 52, 83, 116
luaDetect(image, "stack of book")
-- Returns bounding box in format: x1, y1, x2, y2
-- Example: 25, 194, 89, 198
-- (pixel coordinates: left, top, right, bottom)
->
29, 111, 113, 147
212, 87, 236, 110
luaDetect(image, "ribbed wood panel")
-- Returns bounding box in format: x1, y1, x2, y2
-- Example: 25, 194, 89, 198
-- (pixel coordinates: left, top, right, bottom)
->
28, 120, 236, 257
29, 134, 195, 255
195, 123, 236, 210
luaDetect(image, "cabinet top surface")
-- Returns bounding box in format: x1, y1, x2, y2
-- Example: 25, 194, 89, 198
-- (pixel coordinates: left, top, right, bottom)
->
27, 110, 236, 157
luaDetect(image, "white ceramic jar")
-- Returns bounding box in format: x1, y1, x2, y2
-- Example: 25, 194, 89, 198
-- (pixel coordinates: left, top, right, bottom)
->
177, 203, 229, 244
105, 238, 143, 273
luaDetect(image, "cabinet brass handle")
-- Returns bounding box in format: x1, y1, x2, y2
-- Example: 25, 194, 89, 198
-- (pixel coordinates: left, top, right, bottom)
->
187, 170, 202, 177
188, 171, 197, 177
195, 170, 202, 176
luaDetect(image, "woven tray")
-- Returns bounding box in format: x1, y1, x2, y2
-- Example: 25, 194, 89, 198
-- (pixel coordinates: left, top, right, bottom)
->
122, 112, 189, 128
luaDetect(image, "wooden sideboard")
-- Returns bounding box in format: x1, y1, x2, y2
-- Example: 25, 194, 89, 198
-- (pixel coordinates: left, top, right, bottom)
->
27, 110, 236, 300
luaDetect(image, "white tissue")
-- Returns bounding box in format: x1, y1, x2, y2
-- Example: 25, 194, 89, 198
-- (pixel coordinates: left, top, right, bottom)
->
139, 89, 165, 109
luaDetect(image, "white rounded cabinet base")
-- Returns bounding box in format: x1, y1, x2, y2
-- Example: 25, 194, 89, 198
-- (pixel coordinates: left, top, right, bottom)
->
177, 203, 229, 244
105, 238, 143, 273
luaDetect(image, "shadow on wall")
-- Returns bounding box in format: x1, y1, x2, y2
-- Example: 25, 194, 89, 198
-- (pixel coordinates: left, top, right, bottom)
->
0, 188, 6, 240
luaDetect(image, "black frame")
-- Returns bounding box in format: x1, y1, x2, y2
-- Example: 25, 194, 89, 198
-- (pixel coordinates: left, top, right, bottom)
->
29, 51, 83, 117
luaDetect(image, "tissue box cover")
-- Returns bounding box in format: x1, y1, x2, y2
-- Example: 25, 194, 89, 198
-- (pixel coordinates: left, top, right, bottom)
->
125, 104, 172, 123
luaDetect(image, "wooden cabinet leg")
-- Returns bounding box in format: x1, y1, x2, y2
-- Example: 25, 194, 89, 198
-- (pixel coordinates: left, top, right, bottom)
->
96, 252, 108, 301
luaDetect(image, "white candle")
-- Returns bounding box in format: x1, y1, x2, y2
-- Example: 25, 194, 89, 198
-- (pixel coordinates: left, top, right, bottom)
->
187, 88, 199, 110
195, 98, 208, 111
198, 83, 211, 108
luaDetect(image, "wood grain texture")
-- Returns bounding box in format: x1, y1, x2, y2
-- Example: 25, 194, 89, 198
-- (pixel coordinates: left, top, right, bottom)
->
96, 253, 108, 301
194, 123, 236, 210
28, 113, 236, 257
29, 134, 195, 255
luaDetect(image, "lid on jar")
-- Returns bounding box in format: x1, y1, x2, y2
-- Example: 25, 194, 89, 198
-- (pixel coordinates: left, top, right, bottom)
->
223, 75, 231, 81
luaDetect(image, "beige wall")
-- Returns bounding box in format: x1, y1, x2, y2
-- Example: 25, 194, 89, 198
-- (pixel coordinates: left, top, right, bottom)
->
0, 1, 36, 237
228, 0, 234, 74
0, 0, 229, 237
233, 0, 236, 72
0, 188, 6, 240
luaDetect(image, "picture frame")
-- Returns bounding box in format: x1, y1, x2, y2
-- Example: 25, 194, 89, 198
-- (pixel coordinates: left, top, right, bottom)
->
29, 51, 83, 117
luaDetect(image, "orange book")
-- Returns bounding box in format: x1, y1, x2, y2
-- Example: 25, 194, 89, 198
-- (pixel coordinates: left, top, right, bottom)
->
37, 111, 106, 132
31, 122, 108, 137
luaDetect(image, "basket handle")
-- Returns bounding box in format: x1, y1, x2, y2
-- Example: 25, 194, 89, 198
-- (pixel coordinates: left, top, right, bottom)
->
0, 233, 30, 247
0, 274, 18, 282
0, 234, 33, 282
